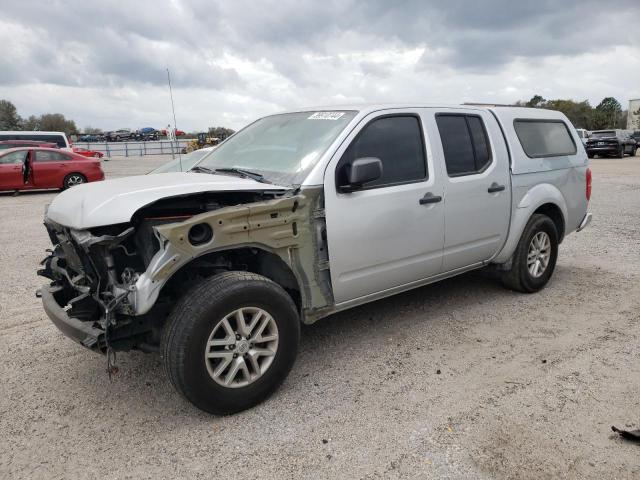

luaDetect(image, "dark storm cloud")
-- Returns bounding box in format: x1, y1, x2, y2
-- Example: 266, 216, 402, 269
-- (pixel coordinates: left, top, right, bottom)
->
1, 0, 638, 88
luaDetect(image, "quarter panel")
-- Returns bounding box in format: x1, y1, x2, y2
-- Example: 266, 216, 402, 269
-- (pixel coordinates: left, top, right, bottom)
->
492, 168, 588, 264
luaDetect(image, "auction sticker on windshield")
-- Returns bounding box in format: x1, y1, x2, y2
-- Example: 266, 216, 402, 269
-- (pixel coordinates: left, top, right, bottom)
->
308, 112, 346, 120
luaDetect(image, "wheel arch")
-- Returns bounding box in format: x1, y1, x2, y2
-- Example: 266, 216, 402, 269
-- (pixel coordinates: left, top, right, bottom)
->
157, 245, 303, 314
493, 183, 567, 264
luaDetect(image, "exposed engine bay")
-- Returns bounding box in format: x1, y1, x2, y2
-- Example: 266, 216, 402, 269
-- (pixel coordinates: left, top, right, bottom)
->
38, 187, 333, 353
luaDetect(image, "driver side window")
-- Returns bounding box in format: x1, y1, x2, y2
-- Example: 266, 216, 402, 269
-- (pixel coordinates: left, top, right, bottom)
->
336, 115, 427, 189
0, 151, 27, 164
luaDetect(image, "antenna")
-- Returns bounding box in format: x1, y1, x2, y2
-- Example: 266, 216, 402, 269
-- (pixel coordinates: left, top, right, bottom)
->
166, 68, 182, 171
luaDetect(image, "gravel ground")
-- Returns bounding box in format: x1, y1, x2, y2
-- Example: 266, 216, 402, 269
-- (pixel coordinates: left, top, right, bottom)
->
1, 153, 639, 479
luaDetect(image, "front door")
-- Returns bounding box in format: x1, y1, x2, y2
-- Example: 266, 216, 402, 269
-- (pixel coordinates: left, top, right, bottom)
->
431, 109, 511, 271
0, 150, 29, 191
324, 111, 445, 304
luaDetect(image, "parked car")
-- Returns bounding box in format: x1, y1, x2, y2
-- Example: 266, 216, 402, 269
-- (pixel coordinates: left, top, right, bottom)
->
132, 127, 160, 141
38, 105, 591, 414
629, 130, 640, 154
161, 128, 186, 137
575, 128, 590, 146
0, 147, 104, 192
105, 129, 133, 142
0, 140, 58, 150
0, 131, 72, 151
72, 147, 104, 158
585, 129, 636, 158
79, 134, 103, 142
149, 147, 216, 174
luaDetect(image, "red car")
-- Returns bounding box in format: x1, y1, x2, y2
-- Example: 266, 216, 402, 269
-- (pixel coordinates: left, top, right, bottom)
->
72, 147, 104, 158
161, 128, 186, 137
0, 140, 58, 150
0, 147, 105, 192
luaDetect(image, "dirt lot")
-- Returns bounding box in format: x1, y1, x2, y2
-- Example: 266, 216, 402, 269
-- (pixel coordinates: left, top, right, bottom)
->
1, 154, 639, 479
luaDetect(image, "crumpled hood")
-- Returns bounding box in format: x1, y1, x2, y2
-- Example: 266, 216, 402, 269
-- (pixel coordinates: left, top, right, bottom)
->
46, 172, 288, 229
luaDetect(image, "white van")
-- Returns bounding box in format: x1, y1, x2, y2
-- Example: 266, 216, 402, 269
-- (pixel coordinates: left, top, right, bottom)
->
0, 131, 72, 151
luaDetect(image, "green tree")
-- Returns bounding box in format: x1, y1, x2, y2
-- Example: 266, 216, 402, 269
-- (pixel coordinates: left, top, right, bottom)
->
0, 100, 22, 130
544, 99, 593, 129
208, 126, 235, 140
22, 115, 40, 131
595, 97, 622, 129
526, 95, 546, 108
37, 113, 77, 136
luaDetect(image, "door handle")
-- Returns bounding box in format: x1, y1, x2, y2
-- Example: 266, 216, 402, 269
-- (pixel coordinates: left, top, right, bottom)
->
419, 192, 442, 205
488, 182, 505, 193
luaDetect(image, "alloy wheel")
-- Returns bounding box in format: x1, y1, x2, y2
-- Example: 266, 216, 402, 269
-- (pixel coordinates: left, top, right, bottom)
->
204, 307, 279, 388
527, 231, 551, 278
66, 175, 85, 187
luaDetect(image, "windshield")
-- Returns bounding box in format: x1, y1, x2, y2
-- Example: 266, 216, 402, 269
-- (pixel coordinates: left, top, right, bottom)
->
591, 130, 616, 138
196, 111, 357, 186
150, 149, 216, 174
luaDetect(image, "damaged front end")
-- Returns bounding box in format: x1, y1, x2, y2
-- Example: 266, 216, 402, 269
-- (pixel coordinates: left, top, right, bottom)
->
38, 217, 164, 352
38, 186, 335, 354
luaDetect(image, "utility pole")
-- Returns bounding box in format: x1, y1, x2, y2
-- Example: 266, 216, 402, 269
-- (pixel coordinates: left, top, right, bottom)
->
167, 68, 182, 171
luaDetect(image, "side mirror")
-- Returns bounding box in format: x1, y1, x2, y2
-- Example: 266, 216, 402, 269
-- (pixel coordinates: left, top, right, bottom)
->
340, 157, 383, 192
22, 151, 32, 184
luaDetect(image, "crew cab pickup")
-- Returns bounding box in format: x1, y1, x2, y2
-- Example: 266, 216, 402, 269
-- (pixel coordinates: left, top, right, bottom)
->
37, 105, 592, 414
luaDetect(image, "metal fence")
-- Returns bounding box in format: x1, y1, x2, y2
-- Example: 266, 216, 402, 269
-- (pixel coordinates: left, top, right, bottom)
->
74, 140, 191, 157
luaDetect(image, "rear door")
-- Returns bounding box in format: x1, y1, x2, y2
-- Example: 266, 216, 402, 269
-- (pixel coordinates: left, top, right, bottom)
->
430, 108, 511, 271
33, 150, 72, 188
0, 150, 28, 190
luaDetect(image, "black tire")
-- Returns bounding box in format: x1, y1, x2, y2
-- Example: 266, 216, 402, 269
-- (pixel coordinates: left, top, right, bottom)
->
501, 214, 559, 293
587, 152, 594, 159
162, 271, 300, 414
618, 144, 625, 158
62, 173, 87, 189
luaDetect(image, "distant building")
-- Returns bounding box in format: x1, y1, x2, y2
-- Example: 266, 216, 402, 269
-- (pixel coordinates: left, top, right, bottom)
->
628, 99, 640, 129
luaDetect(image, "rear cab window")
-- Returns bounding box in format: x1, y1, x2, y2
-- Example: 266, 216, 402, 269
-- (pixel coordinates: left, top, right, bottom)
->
514, 120, 577, 158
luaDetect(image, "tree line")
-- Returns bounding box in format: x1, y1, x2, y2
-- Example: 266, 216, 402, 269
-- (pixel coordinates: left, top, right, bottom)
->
0, 100, 78, 136
514, 95, 631, 130
0, 99, 236, 138
1, 96, 633, 138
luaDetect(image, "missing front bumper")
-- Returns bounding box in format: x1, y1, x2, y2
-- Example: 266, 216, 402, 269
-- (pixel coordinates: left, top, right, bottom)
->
38, 285, 104, 351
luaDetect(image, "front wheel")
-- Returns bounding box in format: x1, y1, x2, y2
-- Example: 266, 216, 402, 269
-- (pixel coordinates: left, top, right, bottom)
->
162, 271, 300, 414
618, 144, 625, 158
501, 214, 559, 293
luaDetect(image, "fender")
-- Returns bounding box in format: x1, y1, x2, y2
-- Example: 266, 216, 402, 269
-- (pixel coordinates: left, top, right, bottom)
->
492, 182, 568, 264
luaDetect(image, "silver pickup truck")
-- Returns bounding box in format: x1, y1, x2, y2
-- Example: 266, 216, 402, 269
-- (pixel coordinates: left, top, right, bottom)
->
38, 104, 592, 414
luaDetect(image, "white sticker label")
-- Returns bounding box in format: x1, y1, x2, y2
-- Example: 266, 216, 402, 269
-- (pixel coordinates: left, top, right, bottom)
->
307, 111, 345, 120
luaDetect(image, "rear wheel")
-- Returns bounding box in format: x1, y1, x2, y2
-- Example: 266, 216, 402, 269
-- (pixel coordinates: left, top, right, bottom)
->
63, 173, 86, 189
162, 271, 300, 414
501, 214, 559, 293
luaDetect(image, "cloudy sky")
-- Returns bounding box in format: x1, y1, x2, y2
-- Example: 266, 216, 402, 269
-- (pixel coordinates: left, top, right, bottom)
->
2, 0, 639, 131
